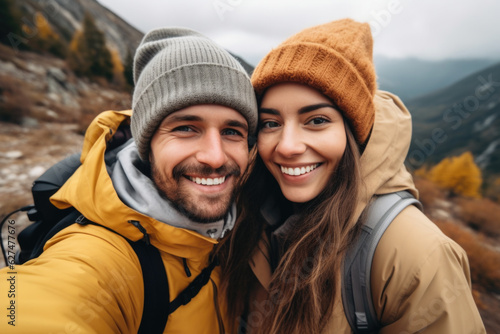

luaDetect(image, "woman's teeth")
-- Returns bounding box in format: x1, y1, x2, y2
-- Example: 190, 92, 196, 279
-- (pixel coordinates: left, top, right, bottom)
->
189, 176, 226, 185
280, 164, 319, 176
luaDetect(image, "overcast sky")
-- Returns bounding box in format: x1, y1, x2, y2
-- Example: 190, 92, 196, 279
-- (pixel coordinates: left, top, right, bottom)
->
98, 0, 500, 66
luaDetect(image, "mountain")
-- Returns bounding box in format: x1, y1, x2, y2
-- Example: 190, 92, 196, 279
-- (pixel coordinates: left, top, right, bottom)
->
16, 0, 143, 60
375, 56, 498, 102
406, 61, 500, 181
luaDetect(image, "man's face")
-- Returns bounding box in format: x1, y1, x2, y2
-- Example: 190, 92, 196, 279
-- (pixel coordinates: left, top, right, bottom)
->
150, 104, 249, 223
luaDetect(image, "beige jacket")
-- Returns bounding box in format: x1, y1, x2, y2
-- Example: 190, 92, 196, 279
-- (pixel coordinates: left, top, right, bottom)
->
248, 91, 486, 333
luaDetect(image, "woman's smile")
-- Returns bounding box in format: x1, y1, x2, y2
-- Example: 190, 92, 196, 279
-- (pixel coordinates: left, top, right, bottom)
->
257, 83, 347, 203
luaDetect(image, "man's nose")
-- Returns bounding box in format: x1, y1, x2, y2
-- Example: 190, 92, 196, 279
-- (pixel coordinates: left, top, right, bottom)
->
195, 130, 227, 168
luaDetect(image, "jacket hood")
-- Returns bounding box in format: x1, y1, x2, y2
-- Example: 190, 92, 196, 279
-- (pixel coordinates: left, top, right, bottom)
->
353, 90, 418, 222
51, 110, 218, 260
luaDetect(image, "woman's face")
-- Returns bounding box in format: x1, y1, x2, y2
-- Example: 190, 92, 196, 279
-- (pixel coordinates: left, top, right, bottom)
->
257, 83, 347, 203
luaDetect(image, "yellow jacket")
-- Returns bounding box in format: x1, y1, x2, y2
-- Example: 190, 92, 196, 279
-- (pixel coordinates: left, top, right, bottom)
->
247, 91, 486, 333
0, 110, 227, 333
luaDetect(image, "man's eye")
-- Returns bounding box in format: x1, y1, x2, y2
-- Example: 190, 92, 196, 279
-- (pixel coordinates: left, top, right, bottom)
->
173, 126, 193, 132
223, 128, 243, 136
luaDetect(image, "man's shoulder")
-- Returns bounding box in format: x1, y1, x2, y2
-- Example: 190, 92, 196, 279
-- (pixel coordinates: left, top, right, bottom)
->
43, 221, 142, 269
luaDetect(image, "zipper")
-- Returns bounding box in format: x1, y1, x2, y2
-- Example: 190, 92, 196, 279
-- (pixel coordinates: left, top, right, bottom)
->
211, 278, 225, 334
182, 258, 192, 277
128, 220, 150, 245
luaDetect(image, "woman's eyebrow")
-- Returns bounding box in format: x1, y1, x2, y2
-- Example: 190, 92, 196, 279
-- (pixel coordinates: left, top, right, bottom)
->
298, 103, 337, 114
259, 103, 338, 115
259, 108, 279, 115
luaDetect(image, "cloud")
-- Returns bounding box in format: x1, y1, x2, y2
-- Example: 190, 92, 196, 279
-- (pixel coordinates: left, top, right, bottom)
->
98, 0, 500, 62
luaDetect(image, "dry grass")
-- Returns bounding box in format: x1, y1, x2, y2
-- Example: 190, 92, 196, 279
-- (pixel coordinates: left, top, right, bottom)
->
434, 220, 500, 294
455, 198, 500, 237
0, 75, 30, 124
414, 176, 447, 209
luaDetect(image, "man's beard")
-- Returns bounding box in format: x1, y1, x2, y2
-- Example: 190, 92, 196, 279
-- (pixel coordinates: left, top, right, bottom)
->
150, 160, 241, 223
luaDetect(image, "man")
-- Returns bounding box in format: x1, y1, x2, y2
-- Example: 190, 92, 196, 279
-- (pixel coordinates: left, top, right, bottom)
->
0, 27, 257, 333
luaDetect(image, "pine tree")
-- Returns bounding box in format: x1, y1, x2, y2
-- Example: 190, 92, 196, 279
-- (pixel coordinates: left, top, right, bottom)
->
30, 12, 66, 58
110, 47, 126, 87
67, 12, 113, 81
67, 29, 86, 76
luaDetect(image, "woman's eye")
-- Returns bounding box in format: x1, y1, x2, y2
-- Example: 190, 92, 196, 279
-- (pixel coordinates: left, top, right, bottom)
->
260, 121, 280, 129
307, 117, 329, 125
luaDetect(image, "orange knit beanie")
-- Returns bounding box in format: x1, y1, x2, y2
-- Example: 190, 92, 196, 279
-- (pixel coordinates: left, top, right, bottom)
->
252, 19, 377, 145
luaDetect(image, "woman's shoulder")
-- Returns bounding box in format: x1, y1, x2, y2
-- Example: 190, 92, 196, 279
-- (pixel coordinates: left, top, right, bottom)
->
375, 205, 465, 263
370, 205, 479, 330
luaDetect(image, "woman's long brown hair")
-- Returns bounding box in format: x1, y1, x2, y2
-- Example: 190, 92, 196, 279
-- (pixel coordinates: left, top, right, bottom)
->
218, 123, 364, 334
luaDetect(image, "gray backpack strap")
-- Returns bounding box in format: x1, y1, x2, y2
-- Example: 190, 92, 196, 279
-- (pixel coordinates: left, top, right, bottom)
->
342, 191, 422, 333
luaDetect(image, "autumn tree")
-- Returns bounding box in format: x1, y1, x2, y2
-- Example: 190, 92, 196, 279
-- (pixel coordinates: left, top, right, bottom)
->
27, 12, 66, 57
67, 12, 113, 81
428, 151, 482, 198
109, 47, 126, 87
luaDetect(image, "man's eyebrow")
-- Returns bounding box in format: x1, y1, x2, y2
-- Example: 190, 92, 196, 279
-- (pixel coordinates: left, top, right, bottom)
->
227, 120, 248, 132
165, 114, 203, 123
161, 114, 248, 131
259, 103, 338, 116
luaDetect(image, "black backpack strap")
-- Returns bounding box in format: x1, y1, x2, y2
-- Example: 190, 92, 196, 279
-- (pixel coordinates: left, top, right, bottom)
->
17, 209, 83, 263
342, 191, 422, 333
168, 256, 219, 314
128, 240, 170, 334
79, 216, 217, 332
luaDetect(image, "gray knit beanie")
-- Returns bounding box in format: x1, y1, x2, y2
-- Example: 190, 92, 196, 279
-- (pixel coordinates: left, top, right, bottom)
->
131, 27, 258, 161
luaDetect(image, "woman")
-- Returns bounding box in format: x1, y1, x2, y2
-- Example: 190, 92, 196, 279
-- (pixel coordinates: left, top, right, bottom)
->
219, 19, 485, 333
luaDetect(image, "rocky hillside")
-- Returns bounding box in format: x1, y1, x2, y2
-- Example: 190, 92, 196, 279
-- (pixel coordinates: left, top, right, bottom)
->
15, 0, 143, 60
406, 62, 500, 183
0, 40, 132, 220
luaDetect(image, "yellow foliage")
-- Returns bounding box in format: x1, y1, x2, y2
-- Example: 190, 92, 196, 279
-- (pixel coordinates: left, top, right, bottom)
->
428, 157, 451, 185
428, 151, 482, 198
21, 23, 36, 37
69, 29, 83, 53
110, 47, 124, 74
35, 12, 58, 41
414, 166, 428, 177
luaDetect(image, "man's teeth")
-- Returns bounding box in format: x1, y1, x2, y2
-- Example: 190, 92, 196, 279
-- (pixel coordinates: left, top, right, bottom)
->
189, 176, 226, 185
281, 164, 319, 176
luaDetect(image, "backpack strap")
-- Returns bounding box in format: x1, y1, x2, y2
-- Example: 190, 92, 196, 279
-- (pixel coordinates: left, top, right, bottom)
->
77, 215, 218, 333
342, 191, 422, 333
17, 209, 83, 263
74, 216, 169, 333
168, 256, 219, 314
128, 240, 170, 334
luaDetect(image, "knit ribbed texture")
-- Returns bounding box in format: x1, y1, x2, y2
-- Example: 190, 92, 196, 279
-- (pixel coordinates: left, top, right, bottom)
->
252, 19, 376, 145
131, 27, 257, 161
